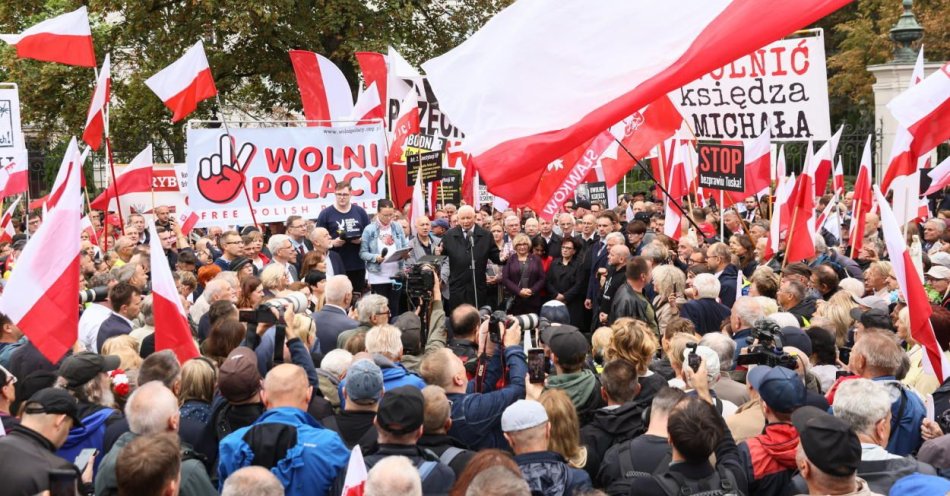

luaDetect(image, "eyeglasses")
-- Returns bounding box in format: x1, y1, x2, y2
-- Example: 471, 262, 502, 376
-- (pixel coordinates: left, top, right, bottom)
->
376, 309, 391, 316
224, 241, 243, 245
336, 192, 351, 197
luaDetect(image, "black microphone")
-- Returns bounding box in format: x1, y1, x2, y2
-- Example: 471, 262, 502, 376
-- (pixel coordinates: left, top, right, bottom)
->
381, 247, 388, 260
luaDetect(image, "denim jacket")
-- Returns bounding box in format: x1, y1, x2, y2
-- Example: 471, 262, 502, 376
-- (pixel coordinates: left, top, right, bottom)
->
359, 220, 409, 274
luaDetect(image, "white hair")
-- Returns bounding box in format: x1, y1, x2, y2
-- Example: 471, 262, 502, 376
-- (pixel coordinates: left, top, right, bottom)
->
365, 456, 422, 496
222, 466, 284, 496
466, 466, 531, 496
267, 234, 290, 256
693, 273, 721, 299
839, 278, 865, 300
768, 312, 800, 329
324, 275, 353, 305
320, 349, 354, 379
733, 297, 765, 328
204, 279, 231, 301
699, 333, 735, 371
604, 232, 625, 245
357, 294, 389, 324
125, 381, 179, 435
366, 324, 403, 360
832, 379, 892, 436
558, 213, 575, 225
754, 296, 779, 315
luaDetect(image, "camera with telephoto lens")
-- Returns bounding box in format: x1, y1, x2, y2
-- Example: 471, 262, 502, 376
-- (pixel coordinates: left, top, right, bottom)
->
238, 292, 309, 325
79, 286, 109, 305
485, 310, 539, 343
736, 319, 798, 369
405, 263, 436, 299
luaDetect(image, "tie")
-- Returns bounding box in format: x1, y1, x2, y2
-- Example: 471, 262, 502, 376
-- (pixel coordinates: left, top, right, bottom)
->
297, 244, 305, 257
464, 230, 470, 241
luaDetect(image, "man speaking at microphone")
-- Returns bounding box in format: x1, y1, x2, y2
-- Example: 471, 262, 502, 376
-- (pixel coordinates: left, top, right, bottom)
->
442, 206, 501, 314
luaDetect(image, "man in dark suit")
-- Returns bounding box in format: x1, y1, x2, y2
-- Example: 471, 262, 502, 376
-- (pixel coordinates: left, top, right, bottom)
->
309, 227, 346, 279
707, 242, 739, 308
96, 282, 142, 353
286, 215, 314, 276
678, 273, 732, 335
442, 206, 501, 313
313, 275, 359, 353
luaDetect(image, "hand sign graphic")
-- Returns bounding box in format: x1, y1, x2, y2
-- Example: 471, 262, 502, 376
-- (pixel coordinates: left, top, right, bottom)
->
197, 134, 256, 204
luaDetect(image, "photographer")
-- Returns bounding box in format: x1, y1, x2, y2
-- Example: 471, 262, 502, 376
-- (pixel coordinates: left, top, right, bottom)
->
419, 317, 527, 451
396, 268, 448, 372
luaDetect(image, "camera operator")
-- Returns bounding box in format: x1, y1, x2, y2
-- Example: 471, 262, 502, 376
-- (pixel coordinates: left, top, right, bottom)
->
398, 269, 448, 372
420, 316, 527, 451
447, 305, 482, 379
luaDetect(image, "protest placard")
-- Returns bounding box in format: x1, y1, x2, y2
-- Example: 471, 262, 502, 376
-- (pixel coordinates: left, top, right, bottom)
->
406, 150, 444, 185
697, 142, 745, 192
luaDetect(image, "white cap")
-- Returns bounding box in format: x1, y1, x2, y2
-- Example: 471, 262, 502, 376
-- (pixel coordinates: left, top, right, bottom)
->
501, 400, 548, 432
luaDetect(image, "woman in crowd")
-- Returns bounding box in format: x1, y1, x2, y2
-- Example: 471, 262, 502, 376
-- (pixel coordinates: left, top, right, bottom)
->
502, 233, 546, 315
606, 318, 666, 399
305, 270, 327, 312
195, 264, 221, 301
179, 356, 217, 425
242, 230, 269, 270
449, 449, 522, 496
805, 326, 841, 393
200, 318, 246, 367
237, 276, 264, 311
360, 199, 408, 316
651, 264, 686, 337
531, 236, 553, 274
729, 234, 757, 278
540, 389, 588, 472
260, 263, 288, 297
900, 306, 950, 396
814, 291, 856, 346
299, 250, 326, 284
546, 237, 587, 328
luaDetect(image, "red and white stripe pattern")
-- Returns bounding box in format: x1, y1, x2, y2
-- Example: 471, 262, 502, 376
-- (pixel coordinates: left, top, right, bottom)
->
663, 142, 689, 241
817, 190, 841, 242
0, 6, 95, 67
0, 140, 82, 363
388, 85, 421, 166
0, 197, 21, 243
145, 41, 218, 122
421, 0, 850, 205
784, 143, 817, 263
876, 185, 950, 381
848, 136, 873, 258
35, 138, 86, 211
82, 54, 110, 151
90, 145, 154, 211
341, 445, 368, 496
0, 148, 29, 199
924, 155, 950, 196
355, 51, 387, 116
289, 50, 355, 126
743, 126, 772, 197
176, 205, 199, 237
888, 60, 950, 158
833, 157, 844, 193
812, 125, 842, 197
409, 167, 426, 236
774, 144, 787, 183
147, 220, 199, 363
351, 82, 385, 124
763, 172, 796, 261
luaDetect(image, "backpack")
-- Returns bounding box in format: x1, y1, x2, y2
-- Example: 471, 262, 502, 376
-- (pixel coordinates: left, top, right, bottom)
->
604, 440, 672, 496
649, 465, 743, 496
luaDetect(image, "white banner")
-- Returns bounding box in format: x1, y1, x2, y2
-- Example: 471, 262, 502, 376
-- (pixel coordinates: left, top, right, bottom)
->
669, 31, 831, 141
0, 85, 24, 150
186, 124, 387, 227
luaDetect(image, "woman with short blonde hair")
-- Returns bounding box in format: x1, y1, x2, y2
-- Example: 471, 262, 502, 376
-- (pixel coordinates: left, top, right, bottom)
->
539, 389, 588, 470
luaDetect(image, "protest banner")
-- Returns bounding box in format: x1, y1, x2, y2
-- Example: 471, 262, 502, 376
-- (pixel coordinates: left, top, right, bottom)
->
103, 163, 187, 221
186, 123, 387, 226
697, 142, 745, 192
670, 30, 831, 141
576, 182, 608, 206
439, 169, 463, 206
388, 79, 464, 151
0, 85, 24, 149
406, 149, 444, 185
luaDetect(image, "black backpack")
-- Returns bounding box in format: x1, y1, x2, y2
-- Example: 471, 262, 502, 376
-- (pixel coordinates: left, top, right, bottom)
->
607, 442, 742, 496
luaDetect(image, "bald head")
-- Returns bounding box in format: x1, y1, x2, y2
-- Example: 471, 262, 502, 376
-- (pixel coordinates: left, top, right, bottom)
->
126, 381, 180, 435
262, 364, 311, 410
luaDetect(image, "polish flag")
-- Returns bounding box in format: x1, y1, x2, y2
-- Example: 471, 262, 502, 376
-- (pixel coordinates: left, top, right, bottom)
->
812, 125, 842, 197
0, 6, 95, 67
34, 138, 86, 211
528, 130, 615, 220
774, 144, 787, 182
597, 96, 684, 188
421, 0, 850, 205
848, 136, 873, 258
743, 126, 772, 197
763, 172, 796, 261
387, 86, 420, 166
80, 215, 98, 247
409, 169, 426, 236
145, 41, 218, 123
888, 61, 950, 158
817, 190, 842, 243
663, 144, 688, 240
289, 50, 355, 126
0, 141, 82, 363
89, 145, 154, 211
387, 46, 421, 104
784, 143, 817, 264
350, 82, 385, 124
0, 148, 29, 198
175, 205, 199, 237
147, 221, 199, 363
881, 47, 929, 195
924, 155, 950, 196
0, 197, 21, 243
356, 52, 388, 116
833, 157, 844, 193
341, 446, 368, 496
876, 185, 950, 380
81, 54, 110, 151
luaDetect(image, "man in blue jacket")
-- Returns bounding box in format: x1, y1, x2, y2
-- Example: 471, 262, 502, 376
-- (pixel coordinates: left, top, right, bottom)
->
420, 318, 527, 451
218, 364, 349, 496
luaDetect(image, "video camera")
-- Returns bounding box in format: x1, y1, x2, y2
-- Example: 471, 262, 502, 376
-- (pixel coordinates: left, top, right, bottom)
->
479, 306, 539, 343
405, 263, 436, 299
736, 318, 798, 369
238, 292, 309, 326
79, 286, 109, 305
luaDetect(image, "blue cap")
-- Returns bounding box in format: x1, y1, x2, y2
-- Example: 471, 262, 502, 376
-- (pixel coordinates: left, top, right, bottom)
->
432, 219, 450, 229
888, 474, 950, 496
748, 366, 806, 414
344, 359, 384, 404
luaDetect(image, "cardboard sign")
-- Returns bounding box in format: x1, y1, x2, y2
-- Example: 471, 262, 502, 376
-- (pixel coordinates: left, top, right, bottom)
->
576, 182, 608, 206
697, 142, 745, 192
406, 150, 444, 185
439, 169, 463, 205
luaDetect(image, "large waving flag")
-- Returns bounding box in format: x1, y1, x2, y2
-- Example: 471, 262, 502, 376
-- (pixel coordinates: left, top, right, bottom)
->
663, 143, 689, 241
89, 145, 154, 211
743, 126, 772, 197
82, 54, 111, 151
0, 142, 82, 363
876, 186, 950, 381
812, 125, 842, 197
421, 0, 851, 205
0, 6, 95, 67
763, 172, 796, 261
147, 221, 199, 362
0, 149, 29, 199
30, 138, 86, 211
0, 197, 21, 243
355, 51, 387, 116
924, 155, 950, 196
145, 41, 218, 122
289, 50, 355, 126
597, 96, 684, 188
888, 61, 950, 159
849, 136, 873, 258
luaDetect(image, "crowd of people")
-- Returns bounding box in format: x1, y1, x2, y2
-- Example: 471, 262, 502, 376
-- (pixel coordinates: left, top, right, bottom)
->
0, 178, 950, 496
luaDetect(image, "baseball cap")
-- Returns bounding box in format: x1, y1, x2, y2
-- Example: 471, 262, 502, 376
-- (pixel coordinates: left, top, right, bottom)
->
546, 327, 589, 365
344, 359, 384, 404
780, 326, 813, 356
850, 307, 893, 330
747, 366, 805, 414
926, 266, 950, 281
889, 473, 950, 496
218, 347, 261, 404
59, 352, 121, 388
849, 295, 889, 314
376, 386, 425, 435
930, 252, 950, 269
432, 219, 450, 230
792, 405, 861, 477
23, 387, 81, 425
502, 399, 548, 432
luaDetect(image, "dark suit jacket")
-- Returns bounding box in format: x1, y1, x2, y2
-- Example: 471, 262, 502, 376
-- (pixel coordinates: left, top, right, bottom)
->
96, 314, 132, 353
314, 305, 359, 353
442, 225, 501, 312
680, 298, 732, 335
326, 251, 346, 277
290, 238, 315, 275
717, 264, 740, 309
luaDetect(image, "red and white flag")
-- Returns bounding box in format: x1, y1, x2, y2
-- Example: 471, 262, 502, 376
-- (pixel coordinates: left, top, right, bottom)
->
0, 142, 82, 363
849, 136, 873, 258
341, 445, 368, 496
82, 54, 110, 151
145, 41, 218, 123
743, 126, 772, 197
775, 144, 787, 182
175, 205, 199, 237
817, 190, 842, 242
888, 61, 950, 158
597, 96, 684, 188
289, 50, 355, 126
528, 130, 615, 220
31, 138, 86, 211
0, 6, 95, 67
421, 0, 850, 205
875, 185, 950, 381
147, 221, 199, 363
89, 145, 154, 211
833, 157, 844, 193
663, 143, 689, 241
350, 82, 385, 124
924, 155, 950, 196
812, 125, 842, 197
763, 172, 796, 261
409, 168, 426, 236
0, 149, 29, 199
0, 197, 21, 243
784, 143, 817, 264
355, 51, 387, 116
387, 86, 421, 166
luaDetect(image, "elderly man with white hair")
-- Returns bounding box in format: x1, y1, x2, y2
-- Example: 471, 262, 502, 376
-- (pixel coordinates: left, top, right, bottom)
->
314, 275, 358, 353
441, 205, 502, 312
267, 234, 299, 282
728, 297, 766, 359
365, 456, 422, 496
678, 273, 731, 336
699, 333, 749, 406
923, 219, 947, 256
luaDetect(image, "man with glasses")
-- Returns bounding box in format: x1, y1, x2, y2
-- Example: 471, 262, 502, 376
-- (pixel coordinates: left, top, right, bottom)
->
316, 180, 371, 292
214, 231, 246, 271
267, 234, 299, 282
706, 242, 740, 308
286, 215, 313, 276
